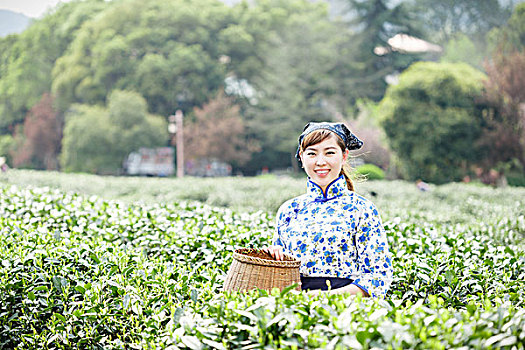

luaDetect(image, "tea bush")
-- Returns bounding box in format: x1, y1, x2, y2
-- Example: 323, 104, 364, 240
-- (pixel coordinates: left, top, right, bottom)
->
355, 164, 385, 180
0, 173, 524, 349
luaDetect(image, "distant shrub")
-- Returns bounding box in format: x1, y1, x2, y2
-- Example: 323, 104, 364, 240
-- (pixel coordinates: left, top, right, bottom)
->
61, 90, 167, 174
355, 164, 385, 180
380, 61, 486, 184
507, 171, 525, 187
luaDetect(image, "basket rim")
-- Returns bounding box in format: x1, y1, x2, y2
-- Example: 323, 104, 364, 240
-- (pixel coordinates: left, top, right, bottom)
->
233, 248, 301, 268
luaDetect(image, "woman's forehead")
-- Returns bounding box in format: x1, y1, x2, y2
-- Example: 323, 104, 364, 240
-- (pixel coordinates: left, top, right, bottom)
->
304, 136, 339, 150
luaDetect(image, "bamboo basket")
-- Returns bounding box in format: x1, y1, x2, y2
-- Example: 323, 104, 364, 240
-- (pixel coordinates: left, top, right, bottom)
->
223, 248, 301, 292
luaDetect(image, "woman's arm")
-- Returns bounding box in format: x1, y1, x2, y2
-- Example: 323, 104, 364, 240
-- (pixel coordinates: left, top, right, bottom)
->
351, 202, 393, 298
265, 200, 294, 260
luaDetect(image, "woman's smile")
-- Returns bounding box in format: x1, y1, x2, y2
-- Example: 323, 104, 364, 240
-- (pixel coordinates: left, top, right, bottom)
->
314, 169, 330, 176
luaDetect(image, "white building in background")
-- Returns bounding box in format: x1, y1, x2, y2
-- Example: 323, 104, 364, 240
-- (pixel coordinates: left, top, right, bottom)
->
125, 147, 174, 177
374, 34, 442, 85
375, 34, 443, 55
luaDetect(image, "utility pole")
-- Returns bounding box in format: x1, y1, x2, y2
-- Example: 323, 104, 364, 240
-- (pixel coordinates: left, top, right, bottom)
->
175, 109, 184, 178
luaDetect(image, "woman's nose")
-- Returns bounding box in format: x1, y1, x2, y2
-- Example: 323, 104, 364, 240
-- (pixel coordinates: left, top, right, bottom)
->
316, 156, 327, 165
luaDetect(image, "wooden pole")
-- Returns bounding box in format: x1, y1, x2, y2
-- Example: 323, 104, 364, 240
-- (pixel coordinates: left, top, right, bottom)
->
175, 109, 184, 178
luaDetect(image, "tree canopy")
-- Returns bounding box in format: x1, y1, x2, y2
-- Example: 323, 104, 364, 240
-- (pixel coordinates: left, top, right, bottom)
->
380, 62, 486, 183
61, 90, 167, 174
0, 0, 522, 180
0, 0, 107, 131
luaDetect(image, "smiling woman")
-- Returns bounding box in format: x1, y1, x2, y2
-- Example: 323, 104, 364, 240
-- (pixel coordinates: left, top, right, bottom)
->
264, 122, 393, 298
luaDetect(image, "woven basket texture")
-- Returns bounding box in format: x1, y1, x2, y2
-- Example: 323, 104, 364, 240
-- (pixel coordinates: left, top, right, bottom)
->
223, 248, 301, 292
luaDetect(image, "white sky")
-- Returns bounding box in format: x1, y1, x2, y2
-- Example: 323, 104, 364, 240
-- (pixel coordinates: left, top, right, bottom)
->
0, 0, 73, 18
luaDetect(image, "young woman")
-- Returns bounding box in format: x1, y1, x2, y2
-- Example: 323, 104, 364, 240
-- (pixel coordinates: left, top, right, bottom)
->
265, 122, 393, 298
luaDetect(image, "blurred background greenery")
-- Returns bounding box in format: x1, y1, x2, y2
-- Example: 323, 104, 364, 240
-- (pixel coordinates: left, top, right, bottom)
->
0, 0, 523, 185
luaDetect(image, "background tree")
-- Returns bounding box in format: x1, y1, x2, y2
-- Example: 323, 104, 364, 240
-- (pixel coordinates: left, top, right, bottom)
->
0, 0, 107, 130
61, 90, 167, 174
487, 1, 525, 53
52, 0, 232, 116
477, 2, 525, 186
346, 100, 392, 170
1, 0, 521, 176
478, 51, 525, 179
0, 134, 13, 164
184, 91, 258, 167
340, 0, 424, 102
409, 0, 517, 80
60, 104, 114, 174
440, 33, 485, 69
11, 93, 61, 170
241, 0, 355, 173
411, 0, 515, 45
380, 61, 486, 183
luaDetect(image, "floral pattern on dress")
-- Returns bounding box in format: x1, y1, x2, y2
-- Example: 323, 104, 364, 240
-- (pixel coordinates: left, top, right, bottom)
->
273, 175, 393, 298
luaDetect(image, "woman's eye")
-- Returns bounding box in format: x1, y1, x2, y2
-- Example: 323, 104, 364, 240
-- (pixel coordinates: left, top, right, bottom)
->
306, 152, 316, 156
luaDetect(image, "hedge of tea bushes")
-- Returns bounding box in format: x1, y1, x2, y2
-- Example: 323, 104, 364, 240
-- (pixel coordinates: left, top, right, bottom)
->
1, 169, 524, 224
0, 183, 524, 349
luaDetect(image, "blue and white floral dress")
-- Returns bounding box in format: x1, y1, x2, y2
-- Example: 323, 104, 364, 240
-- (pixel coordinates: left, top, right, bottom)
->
273, 175, 393, 298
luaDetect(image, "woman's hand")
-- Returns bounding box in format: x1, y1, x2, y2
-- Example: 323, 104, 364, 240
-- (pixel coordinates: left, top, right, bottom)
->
306, 285, 368, 297
262, 245, 284, 261
327, 284, 368, 296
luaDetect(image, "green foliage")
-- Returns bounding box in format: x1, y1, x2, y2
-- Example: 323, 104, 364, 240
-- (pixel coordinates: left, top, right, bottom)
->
410, 0, 514, 45
0, 0, 107, 129
60, 90, 167, 174
441, 33, 484, 68
343, 0, 424, 102
487, 2, 525, 53
380, 62, 486, 184
0, 134, 13, 158
0, 0, 521, 175
507, 170, 525, 187
355, 164, 385, 180
60, 104, 113, 173
0, 175, 524, 348
52, 0, 231, 116
242, 0, 351, 172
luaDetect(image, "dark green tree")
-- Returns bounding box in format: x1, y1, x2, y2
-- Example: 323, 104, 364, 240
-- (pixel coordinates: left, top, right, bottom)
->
380, 61, 486, 184
340, 0, 424, 103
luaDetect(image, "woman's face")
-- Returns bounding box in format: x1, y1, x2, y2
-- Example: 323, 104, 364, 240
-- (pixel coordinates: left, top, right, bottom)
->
300, 134, 348, 192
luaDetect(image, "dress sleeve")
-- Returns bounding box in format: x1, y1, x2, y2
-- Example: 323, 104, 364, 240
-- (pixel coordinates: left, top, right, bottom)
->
351, 202, 393, 298
272, 202, 287, 248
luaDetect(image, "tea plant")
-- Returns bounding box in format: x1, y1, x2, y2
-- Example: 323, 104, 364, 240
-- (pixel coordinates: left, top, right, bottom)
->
0, 174, 524, 349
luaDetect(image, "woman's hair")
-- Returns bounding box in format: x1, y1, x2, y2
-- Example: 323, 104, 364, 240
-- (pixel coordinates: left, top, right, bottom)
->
300, 129, 355, 192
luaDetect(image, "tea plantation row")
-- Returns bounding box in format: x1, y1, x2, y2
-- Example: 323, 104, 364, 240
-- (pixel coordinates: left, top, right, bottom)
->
0, 178, 524, 349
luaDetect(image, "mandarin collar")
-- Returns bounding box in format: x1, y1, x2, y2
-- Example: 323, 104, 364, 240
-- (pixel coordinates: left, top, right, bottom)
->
306, 175, 348, 201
